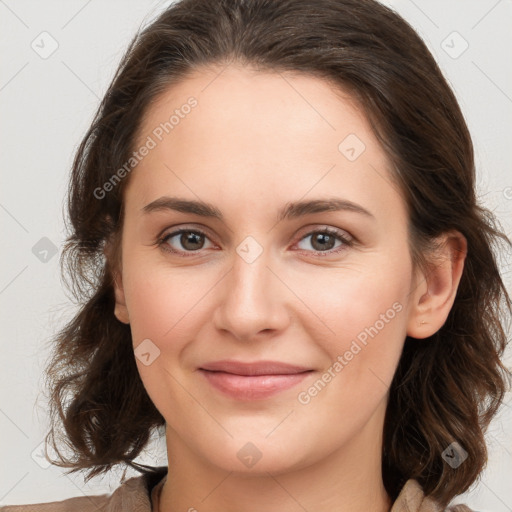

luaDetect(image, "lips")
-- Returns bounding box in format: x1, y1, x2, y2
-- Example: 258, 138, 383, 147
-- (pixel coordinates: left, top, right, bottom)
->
199, 360, 314, 400
200, 360, 312, 376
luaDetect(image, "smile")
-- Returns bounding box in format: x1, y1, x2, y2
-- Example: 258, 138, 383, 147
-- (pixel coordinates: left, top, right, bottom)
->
199, 360, 314, 400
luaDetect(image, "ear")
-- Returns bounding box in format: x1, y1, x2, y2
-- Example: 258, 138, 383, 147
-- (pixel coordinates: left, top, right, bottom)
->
112, 271, 130, 325
407, 231, 467, 339
104, 238, 130, 325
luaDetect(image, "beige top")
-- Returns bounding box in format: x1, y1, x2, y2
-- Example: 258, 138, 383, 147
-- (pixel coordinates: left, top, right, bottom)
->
0, 468, 474, 511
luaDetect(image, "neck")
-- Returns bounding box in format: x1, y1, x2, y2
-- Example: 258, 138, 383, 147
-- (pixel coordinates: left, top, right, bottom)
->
158, 406, 391, 512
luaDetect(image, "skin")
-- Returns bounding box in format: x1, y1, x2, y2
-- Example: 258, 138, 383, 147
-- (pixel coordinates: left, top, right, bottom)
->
111, 64, 466, 512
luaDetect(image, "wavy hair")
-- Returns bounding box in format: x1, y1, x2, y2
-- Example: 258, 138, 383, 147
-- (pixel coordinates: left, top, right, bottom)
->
44, 0, 511, 506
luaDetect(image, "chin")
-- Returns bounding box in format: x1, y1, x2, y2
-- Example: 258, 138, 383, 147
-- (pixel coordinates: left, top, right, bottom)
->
198, 432, 321, 476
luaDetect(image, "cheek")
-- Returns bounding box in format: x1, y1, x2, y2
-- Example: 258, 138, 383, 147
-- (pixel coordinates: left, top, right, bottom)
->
121, 261, 213, 416
290, 253, 411, 405
289, 257, 411, 348
122, 254, 208, 344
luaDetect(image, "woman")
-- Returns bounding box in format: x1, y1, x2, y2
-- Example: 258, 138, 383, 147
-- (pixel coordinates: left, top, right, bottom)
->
2, 0, 510, 510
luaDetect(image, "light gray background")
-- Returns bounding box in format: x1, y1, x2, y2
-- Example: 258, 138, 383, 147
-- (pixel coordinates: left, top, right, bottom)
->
1, 0, 511, 509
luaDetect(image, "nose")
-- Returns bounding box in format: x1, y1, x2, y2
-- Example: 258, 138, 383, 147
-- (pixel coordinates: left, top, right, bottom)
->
212, 243, 290, 342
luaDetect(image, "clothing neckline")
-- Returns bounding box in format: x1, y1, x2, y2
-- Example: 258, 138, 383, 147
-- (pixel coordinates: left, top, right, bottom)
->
144, 470, 453, 512
150, 473, 167, 512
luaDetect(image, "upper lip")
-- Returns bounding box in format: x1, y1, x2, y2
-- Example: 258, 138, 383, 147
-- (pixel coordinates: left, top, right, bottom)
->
199, 360, 313, 376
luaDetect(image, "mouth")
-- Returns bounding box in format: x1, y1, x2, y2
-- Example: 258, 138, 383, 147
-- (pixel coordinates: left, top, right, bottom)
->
198, 360, 314, 400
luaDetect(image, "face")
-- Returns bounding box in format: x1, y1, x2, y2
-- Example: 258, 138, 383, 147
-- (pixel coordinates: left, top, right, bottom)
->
113, 65, 425, 474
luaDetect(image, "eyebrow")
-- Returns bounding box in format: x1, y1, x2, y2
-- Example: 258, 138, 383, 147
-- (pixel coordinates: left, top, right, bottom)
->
142, 196, 375, 222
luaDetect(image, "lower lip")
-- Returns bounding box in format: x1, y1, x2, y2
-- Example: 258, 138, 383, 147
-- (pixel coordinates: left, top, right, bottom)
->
199, 370, 312, 400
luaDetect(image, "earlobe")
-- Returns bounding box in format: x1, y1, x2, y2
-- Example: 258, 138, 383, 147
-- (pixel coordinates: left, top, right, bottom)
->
407, 231, 467, 339
113, 272, 130, 324
104, 236, 130, 325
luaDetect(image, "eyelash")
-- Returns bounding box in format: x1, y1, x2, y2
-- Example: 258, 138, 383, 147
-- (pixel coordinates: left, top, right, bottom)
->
156, 226, 354, 257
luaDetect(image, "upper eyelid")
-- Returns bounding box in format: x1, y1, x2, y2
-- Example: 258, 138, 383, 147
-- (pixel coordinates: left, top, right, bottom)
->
158, 223, 216, 241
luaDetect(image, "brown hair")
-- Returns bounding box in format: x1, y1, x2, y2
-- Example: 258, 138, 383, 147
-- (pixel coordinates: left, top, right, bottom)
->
44, 0, 511, 506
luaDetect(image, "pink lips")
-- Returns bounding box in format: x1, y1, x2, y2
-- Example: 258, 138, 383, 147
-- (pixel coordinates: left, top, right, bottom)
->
199, 360, 313, 400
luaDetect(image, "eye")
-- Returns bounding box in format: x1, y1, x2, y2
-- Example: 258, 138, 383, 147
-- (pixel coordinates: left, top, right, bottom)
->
158, 228, 215, 255
157, 226, 353, 257
294, 227, 353, 255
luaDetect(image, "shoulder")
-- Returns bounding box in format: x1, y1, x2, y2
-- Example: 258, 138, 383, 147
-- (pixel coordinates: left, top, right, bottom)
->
0, 467, 168, 512
0, 494, 109, 512
392, 479, 475, 512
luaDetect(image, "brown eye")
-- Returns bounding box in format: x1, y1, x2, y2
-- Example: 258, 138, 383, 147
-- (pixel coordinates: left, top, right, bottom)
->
295, 228, 352, 255
160, 229, 213, 254
310, 232, 337, 251
179, 231, 205, 250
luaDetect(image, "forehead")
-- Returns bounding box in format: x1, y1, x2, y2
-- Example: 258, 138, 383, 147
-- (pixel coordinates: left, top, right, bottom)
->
126, 64, 403, 222
137, 64, 371, 151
